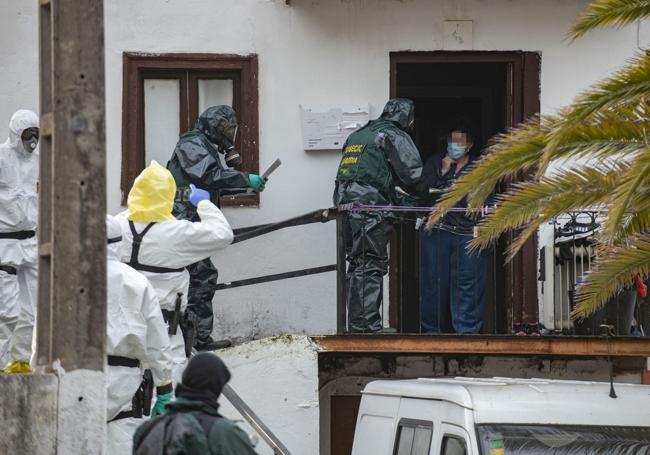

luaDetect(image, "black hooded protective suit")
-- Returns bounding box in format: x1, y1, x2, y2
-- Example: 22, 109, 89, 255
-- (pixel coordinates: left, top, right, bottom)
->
168, 106, 249, 349
333, 99, 422, 332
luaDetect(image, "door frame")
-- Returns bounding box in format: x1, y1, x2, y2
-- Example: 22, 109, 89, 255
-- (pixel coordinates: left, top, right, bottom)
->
388, 51, 541, 333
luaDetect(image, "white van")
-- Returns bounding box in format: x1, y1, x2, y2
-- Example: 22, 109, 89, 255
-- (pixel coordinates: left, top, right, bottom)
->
351, 377, 650, 455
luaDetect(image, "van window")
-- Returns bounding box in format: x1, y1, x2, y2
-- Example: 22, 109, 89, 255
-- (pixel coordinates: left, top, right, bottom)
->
393, 419, 433, 455
442, 435, 467, 455
477, 424, 650, 454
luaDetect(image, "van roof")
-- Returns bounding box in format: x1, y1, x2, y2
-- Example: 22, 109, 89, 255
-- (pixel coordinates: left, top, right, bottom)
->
362, 377, 650, 426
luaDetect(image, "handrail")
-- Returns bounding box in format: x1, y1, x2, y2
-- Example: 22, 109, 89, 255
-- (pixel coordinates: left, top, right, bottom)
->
232, 208, 335, 244
222, 384, 292, 455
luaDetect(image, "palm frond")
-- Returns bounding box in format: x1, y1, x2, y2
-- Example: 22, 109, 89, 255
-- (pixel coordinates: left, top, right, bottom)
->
569, 0, 650, 41
573, 234, 650, 318
469, 165, 626, 256
542, 53, 650, 170
601, 147, 650, 241
614, 209, 650, 242
541, 109, 649, 164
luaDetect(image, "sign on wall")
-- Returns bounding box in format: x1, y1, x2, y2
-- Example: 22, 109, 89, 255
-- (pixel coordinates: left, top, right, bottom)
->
300, 104, 370, 150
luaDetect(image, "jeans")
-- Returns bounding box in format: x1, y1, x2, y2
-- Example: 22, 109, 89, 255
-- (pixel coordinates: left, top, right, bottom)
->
420, 228, 487, 334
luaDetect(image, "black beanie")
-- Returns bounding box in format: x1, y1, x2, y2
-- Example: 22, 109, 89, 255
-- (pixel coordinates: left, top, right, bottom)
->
179, 352, 231, 401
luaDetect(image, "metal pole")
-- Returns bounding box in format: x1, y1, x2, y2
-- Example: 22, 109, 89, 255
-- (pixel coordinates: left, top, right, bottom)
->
222, 384, 292, 455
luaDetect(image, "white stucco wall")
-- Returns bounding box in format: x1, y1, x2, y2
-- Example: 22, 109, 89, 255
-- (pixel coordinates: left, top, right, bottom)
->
0, 0, 642, 340
0, 1, 39, 132
218, 336, 319, 455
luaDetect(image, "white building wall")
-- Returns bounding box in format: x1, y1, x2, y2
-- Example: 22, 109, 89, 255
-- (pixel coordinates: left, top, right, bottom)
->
0, 0, 641, 340
0, 1, 39, 135
218, 336, 319, 455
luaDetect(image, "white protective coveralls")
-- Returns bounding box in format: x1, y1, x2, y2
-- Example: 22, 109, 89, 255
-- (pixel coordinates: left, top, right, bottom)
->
0, 109, 39, 368
105, 215, 173, 454
116, 162, 233, 383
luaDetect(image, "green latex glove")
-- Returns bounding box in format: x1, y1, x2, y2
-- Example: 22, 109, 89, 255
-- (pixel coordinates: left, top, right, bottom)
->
248, 174, 267, 192
151, 391, 173, 417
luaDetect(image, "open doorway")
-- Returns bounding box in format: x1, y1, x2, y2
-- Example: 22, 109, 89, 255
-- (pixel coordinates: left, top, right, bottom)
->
388, 51, 540, 334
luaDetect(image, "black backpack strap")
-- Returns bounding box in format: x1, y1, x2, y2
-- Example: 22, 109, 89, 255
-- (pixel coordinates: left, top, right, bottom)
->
128, 221, 156, 268
127, 221, 183, 273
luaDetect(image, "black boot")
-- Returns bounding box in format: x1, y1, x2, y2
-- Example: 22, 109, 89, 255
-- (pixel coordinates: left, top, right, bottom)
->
195, 338, 232, 351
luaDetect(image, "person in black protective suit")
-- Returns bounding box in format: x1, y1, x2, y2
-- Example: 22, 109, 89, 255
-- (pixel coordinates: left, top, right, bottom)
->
333, 99, 423, 333
167, 106, 267, 351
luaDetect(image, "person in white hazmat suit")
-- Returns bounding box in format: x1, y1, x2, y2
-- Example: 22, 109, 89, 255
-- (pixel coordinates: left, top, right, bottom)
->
105, 214, 174, 454
0, 109, 39, 374
115, 161, 234, 384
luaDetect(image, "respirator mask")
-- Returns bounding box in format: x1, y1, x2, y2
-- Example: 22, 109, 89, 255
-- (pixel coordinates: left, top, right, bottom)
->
219, 124, 241, 168
224, 147, 242, 167
21, 127, 39, 154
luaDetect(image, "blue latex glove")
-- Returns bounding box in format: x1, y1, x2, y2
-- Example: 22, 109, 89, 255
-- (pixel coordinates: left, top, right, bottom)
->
248, 174, 267, 192
189, 184, 210, 207
151, 391, 174, 417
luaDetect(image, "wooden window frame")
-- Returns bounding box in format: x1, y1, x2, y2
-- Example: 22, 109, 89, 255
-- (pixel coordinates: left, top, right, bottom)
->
121, 52, 259, 206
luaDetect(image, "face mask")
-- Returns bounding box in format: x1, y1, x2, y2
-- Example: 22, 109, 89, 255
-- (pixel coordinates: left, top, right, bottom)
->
21, 128, 39, 154
21, 137, 38, 154
447, 142, 466, 160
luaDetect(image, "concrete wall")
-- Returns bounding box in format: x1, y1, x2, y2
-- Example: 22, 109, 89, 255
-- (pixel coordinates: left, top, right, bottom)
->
0, 0, 642, 340
0, 371, 106, 454
0, 374, 58, 454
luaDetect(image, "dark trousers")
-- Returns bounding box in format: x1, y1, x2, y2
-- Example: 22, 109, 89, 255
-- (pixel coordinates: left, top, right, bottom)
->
420, 228, 487, 334
345, 213, 392, 333
186, 257, 219, 347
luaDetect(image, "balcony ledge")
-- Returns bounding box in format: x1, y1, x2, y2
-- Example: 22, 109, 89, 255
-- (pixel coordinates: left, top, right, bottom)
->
311, 334, 650, 357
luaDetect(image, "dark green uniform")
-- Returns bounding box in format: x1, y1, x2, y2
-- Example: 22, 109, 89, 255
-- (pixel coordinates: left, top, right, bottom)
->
333, 98, 423, 332
133, 398, 257, 455
167, 106, 251, 350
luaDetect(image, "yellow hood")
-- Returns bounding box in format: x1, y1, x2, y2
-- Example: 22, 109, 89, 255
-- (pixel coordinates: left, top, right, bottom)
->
127, 160, 176, 223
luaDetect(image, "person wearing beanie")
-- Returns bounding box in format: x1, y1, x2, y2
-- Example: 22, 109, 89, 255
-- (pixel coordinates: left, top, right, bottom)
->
133, 353, 257, 454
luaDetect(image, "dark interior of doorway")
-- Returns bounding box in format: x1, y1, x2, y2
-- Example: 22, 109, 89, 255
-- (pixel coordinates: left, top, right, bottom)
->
393, 61, 509, 334
330, 395, 361, 455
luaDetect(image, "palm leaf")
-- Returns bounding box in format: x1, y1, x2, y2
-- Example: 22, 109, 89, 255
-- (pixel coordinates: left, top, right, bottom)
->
542, 53, 650, 171
614, 209, 650, 242
541, 108, 649, 164
573, 234, 650, 317
601, 147, 650, 241
426, 111, 646, 231
569, 0, 650, 41
469, 165, 625, 257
